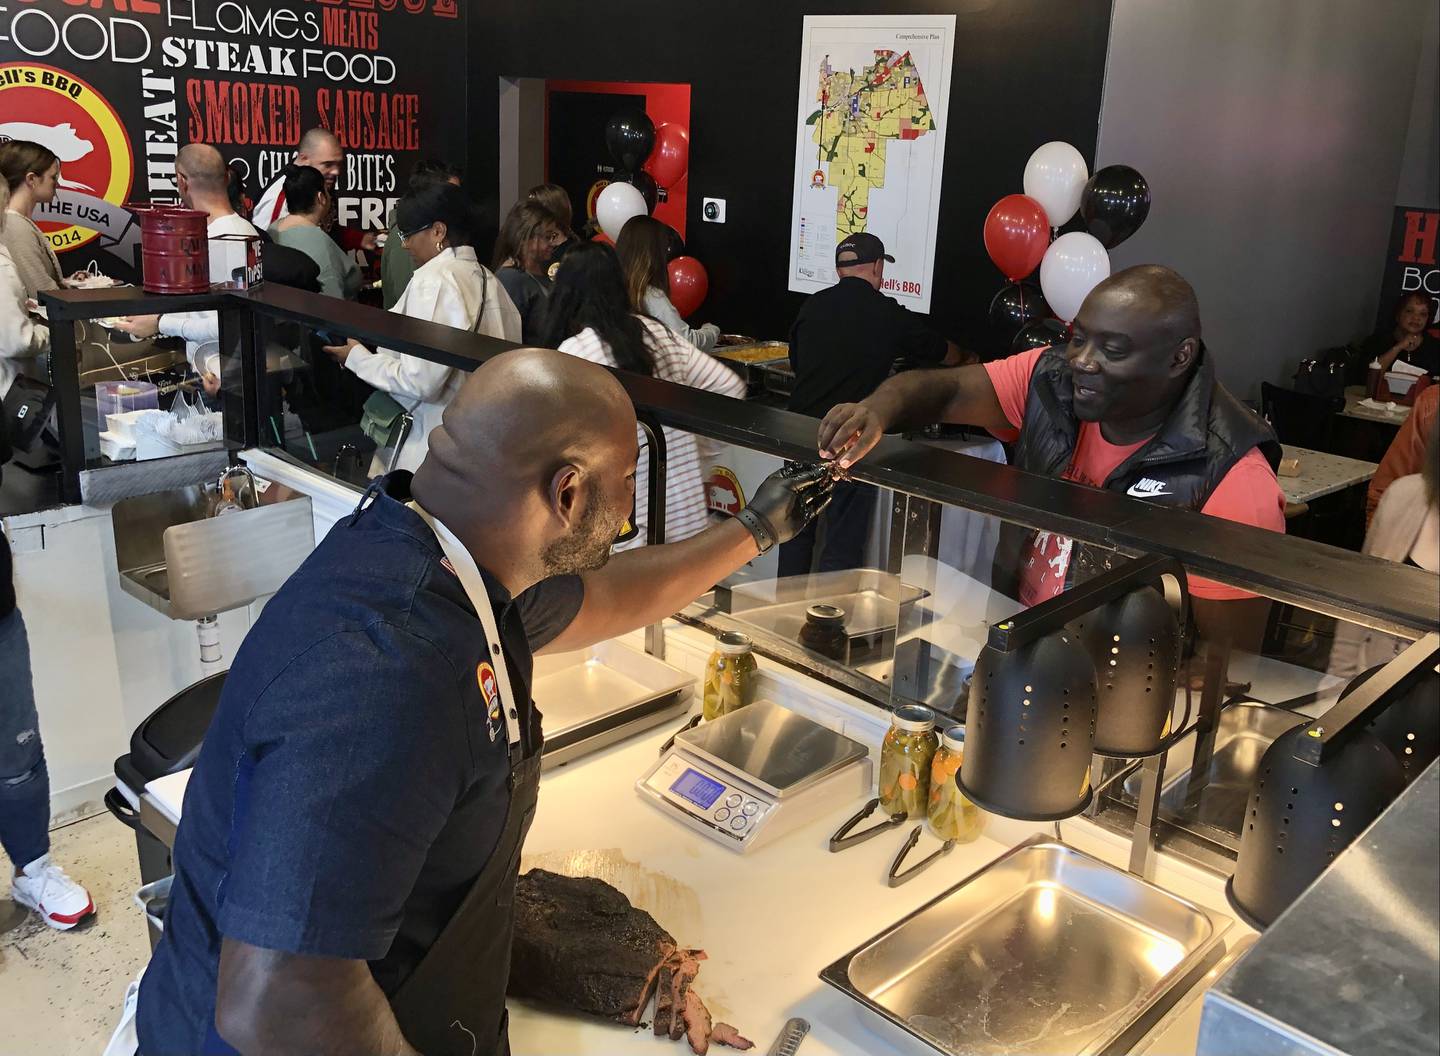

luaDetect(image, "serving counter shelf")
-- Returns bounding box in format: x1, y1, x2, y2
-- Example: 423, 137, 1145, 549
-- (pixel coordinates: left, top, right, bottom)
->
29, 284, 1430, 1056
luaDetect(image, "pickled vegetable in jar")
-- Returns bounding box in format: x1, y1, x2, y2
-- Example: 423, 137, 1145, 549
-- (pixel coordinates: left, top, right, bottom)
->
878, 705, 938, 818
702, 631, 758, 721
928, 725, 984, 842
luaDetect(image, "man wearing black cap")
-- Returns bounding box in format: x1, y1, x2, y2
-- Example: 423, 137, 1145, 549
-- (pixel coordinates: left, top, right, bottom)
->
780, 232, 961, 576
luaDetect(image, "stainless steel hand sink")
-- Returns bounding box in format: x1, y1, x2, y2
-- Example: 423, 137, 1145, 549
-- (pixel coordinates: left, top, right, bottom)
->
112, 485, 314, 620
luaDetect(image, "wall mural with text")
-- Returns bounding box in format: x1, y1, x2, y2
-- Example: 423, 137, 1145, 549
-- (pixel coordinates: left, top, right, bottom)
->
0, 0, 465, 278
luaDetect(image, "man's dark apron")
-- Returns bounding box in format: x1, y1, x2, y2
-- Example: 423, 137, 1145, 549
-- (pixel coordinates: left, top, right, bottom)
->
388, 750, 539, 1056
388, 504, 539, 1056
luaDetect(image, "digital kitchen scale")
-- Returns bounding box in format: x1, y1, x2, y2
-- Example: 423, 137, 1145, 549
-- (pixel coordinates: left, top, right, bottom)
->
638, 700, 872, 854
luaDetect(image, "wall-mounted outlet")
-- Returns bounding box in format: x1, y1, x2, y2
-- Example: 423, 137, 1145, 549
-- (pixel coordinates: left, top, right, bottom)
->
702, 197, 727, 223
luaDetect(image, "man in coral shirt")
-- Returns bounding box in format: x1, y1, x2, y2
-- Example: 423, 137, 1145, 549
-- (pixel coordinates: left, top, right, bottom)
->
816, 265, 1284, 647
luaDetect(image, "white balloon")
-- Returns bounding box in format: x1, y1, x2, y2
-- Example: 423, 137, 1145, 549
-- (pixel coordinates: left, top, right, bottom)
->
1023, 141, 1089, 228
1039, 232, 1111, 322
595, 182, 647, 242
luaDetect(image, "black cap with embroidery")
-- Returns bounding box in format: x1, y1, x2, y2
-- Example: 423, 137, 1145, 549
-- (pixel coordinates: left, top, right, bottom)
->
835, 232, 895, 267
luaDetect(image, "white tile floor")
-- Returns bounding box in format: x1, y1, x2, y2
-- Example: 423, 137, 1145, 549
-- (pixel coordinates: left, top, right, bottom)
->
1, 811, 151, 1056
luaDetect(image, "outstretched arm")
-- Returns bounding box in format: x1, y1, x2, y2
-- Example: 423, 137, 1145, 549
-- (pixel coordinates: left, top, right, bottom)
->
540, 465, 833, 653
817, 364, 1009, 467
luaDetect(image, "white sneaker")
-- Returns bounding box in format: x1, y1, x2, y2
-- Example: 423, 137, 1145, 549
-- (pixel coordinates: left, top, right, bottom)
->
11, 855, 95, 930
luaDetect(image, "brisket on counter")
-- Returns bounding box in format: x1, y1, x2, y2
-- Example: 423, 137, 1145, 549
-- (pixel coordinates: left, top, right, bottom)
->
509, 869, 753, 1054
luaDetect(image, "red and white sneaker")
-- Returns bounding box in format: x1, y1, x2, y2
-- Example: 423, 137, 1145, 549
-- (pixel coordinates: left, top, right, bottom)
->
11, 855, 95, 930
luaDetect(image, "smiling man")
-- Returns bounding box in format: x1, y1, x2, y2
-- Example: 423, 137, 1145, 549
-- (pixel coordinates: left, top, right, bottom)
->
815, 265, 1284, 645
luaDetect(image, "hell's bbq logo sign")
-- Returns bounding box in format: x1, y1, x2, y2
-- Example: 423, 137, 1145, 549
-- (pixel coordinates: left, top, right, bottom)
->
0, 0, 465, 273
0, 64, 134, 254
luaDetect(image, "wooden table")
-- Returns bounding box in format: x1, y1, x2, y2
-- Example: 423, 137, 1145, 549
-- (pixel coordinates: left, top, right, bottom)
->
1340, 384, 1413, 425
1279, 443, 1379, 505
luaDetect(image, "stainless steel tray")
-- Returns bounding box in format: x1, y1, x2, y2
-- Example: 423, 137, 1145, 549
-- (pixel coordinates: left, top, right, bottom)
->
1121, 700, 1307, 849
724, 568, 929, 645
533, 641, 694, 769
820, 836, 1229, 1056
675, 699, 869, 798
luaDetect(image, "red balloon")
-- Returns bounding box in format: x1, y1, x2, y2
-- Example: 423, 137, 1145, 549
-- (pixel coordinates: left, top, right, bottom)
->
645, 123, 690, 189
591, 231, 614, 246
983, 194, 1050, 282
667, 255, 708, 317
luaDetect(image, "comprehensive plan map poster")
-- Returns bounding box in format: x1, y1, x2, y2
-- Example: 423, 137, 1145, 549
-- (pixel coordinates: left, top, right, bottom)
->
789, 14, 956, 312
787, 14, 956, 314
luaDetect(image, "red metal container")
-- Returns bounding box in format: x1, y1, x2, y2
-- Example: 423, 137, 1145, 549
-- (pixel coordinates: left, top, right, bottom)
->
130, 205, 210, 294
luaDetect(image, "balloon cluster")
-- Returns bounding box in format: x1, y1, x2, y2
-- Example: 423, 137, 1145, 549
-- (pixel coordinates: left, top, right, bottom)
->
591, 109, 708, 315
982, 142, 1151, 354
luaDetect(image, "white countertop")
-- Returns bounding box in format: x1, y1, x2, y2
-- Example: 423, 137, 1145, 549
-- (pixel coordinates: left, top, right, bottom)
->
140, 621, 1263, 1055
509, 700, 1245, 1056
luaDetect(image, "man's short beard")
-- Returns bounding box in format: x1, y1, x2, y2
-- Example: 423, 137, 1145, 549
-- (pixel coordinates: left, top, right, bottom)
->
540, 494, 620, 577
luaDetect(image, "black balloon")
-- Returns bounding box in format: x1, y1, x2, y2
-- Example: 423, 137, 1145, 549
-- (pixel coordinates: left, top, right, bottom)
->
605, 109, 656, 173
989, 282, 1048, 336
1080, 165, 1150, 249
629, 170, 659, 214
664, 224, 685, 262
1011, 318, 1070, 354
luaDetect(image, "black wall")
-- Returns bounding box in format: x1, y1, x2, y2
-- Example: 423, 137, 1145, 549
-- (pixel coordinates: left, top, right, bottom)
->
468, 1, 1112, 353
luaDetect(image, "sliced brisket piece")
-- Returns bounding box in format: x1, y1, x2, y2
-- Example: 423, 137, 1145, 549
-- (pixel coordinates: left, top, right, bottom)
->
682, 987, 714, 1054
508, 869, 677, 1025
669, 949, 706, 1042
654, 961, 676, 1037
710, 1021, 755, 1050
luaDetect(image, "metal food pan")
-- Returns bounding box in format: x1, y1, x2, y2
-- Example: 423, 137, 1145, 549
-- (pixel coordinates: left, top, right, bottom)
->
820, 836, 1228, 1056
533, 641, 694, 769
725, 568, 929, 643
1121, 701, 1307, 847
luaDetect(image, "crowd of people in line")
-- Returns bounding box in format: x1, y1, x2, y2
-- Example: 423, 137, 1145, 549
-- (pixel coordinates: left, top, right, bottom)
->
1, 127, 1437, 945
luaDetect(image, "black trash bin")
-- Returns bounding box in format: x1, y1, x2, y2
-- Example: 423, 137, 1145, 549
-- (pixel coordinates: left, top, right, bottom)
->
105, 671, 226, 945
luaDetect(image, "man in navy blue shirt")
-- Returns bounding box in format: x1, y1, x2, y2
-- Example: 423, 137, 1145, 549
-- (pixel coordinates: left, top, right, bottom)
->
137, 349, 831, 1055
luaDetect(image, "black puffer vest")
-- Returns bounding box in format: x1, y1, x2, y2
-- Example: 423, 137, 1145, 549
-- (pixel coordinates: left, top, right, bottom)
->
993, 346, 1281, 598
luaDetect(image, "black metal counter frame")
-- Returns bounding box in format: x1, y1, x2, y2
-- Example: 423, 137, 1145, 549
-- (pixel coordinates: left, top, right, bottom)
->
42, 283, 1440, 638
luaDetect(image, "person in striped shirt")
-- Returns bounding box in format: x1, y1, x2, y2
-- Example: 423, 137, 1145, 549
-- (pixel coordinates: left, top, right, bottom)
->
538, 241, 746, 547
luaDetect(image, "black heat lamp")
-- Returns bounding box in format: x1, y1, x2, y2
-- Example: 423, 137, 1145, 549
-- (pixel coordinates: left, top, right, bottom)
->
959, 555, 1186, 821
1227, 632, 1439, 929
1339, 662, 1439, 786
1068, 574, 1187, 757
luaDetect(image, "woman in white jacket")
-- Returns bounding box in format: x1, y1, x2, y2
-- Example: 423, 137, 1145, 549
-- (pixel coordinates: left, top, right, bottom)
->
0, 189, 50, 400
324, 183, 521, 473
538, 241, 745, 546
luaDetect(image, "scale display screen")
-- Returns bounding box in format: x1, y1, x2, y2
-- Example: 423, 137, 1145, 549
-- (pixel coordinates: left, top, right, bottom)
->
670, 768, 725, 810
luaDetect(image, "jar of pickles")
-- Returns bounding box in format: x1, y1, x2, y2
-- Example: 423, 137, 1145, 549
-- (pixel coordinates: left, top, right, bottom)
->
878, 705, 938, 817
702, 632, 758, 721
928, 725, 985, 842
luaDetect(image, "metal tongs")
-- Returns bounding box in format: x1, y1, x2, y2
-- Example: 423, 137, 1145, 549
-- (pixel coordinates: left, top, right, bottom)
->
887, 826, 955, 888
829, 798, 955, 886
828, 797, 906, 851
658, 714, 703, 754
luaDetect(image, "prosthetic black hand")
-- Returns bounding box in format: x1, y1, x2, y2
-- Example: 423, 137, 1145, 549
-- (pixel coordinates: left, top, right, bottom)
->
736, 463, 835, 553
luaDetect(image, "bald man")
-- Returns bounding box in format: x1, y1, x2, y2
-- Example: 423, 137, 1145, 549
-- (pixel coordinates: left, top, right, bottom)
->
817, 265, 1284, 647
115, 143, 259, 390
254, 128, 376, 252
136, 350, 832, 1056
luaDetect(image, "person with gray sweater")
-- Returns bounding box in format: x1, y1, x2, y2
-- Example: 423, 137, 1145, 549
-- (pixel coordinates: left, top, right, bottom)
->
617, 215, 720, 352
0, 140, 68, 299
0, 188, 50, 399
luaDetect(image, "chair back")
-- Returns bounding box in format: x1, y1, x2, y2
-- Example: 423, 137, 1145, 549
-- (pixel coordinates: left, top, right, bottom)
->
1261, 382, 1344, 452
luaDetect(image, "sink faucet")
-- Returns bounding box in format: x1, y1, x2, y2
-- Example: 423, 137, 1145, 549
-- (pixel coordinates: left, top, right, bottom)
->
213, 465, 258, 516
